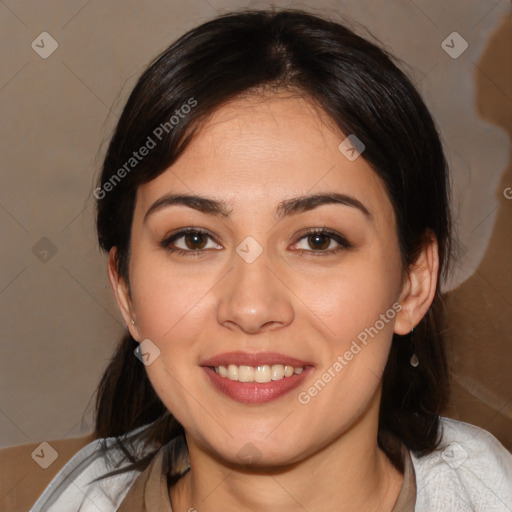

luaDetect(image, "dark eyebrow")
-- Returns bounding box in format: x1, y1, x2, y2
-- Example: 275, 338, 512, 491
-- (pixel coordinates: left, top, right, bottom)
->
144, 192, 372, 223
144, 193, 232, 223
275, 193, 372, 220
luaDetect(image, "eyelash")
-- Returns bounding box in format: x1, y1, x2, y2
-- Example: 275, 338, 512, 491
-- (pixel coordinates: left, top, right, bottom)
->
159, 227, 352, 257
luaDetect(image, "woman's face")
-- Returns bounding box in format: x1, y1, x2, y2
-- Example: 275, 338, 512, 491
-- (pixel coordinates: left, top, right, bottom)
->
116, 92, 411, 466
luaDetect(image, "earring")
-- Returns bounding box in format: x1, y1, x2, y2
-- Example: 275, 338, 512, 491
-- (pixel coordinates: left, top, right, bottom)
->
409, 328, 419, 367
131, 319, 135, 325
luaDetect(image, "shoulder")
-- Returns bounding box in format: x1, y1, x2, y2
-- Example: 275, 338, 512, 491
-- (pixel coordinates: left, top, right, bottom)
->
0, 434, 95, 512
1, 424, 154, 512
411, 417, 512, 511
27, 427, 154, 512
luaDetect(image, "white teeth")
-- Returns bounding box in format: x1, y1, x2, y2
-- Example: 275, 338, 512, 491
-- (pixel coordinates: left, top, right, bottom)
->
271, 364, 284, 380
238, 365, 254, 382
214, 364, 305, 383
255, 365, 271, 383
227, 364, 239, 381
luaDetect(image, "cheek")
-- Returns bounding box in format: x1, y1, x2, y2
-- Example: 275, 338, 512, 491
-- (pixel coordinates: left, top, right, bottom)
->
290, 249, 402, 412
130, 249, 217, 341
296, 255, 401, 344
293, 268, 399, 431
128, 253, 218, 422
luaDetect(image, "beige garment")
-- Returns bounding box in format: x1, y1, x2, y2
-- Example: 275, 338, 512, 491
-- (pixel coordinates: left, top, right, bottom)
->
117, 440, 416, 511
0, 435, 95, 512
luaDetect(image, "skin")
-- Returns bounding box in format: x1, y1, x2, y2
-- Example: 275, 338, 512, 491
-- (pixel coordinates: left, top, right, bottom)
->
108, 91, 439, 512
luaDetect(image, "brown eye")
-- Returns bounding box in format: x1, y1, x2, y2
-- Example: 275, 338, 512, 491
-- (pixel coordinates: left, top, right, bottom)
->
293, 229, 351, 254
184, 232, 208, 250
161, 229, 222, 254
307, 233, 331, 250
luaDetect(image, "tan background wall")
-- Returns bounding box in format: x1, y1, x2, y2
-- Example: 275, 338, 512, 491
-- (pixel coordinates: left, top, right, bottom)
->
1, 0, 510, 453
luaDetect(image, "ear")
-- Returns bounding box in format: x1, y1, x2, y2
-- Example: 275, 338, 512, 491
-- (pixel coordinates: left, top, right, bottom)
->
107, 247, 142, 341
394, 232, 439, 335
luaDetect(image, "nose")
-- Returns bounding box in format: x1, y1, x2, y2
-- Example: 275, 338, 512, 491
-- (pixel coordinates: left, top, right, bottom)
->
216, 248, 294, 334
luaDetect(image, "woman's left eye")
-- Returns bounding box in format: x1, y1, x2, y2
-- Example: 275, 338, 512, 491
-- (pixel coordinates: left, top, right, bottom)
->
292, 230, 351, 253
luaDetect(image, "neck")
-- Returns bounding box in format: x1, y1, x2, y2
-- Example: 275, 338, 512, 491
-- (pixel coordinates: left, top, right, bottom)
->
170, 399, 403, 512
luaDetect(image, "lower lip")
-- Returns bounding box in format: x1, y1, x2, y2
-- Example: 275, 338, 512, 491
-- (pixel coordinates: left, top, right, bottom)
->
202, 367, 312, 404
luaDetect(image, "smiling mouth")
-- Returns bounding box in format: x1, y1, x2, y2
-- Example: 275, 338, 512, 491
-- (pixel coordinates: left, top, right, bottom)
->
210, 364, 306, 383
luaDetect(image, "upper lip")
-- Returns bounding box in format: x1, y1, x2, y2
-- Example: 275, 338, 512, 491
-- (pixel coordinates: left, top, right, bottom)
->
200, 351, 313, 368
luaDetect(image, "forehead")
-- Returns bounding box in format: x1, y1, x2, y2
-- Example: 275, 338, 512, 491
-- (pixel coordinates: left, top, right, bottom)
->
135, 92, 394, 222
180, 92, 344, 179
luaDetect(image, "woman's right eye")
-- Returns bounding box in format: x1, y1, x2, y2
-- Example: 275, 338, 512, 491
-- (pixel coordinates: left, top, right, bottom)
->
161, 229, 222, 255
